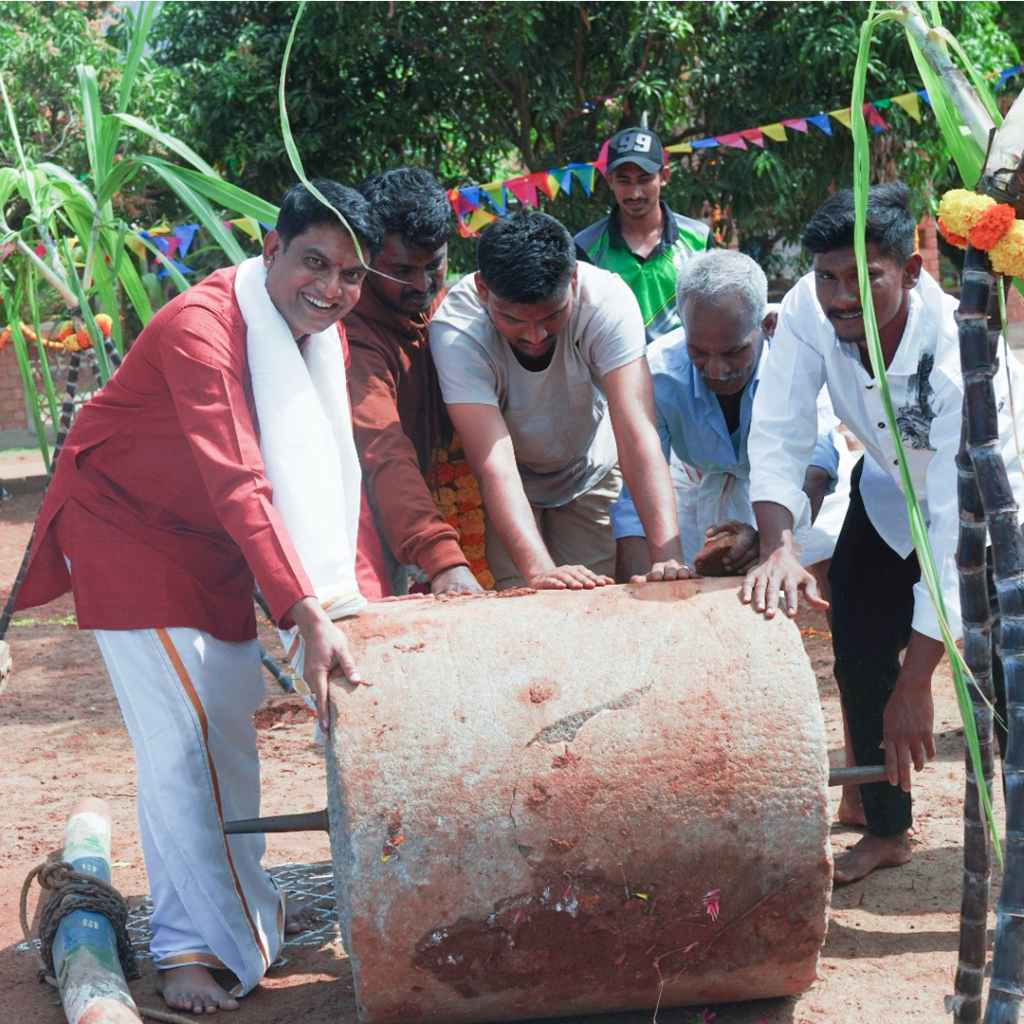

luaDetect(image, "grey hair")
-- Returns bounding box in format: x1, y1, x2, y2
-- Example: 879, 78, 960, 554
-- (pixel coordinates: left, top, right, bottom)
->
676, 250, 768, 331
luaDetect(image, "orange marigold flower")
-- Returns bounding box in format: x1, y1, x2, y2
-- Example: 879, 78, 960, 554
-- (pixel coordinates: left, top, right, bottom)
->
0, 327, 10, 350
94, 313, 113, 337
476, 569, 495, 591
74, 330, 93, 351
457, 501, 479, 513
938, 188, 993, 238
463, 543, 485, 560
56, 320, 75, 341
452, 461, 474, 478
460, 532, 485, 547
469, 558, 489, 575
460, 510, 485, 532
435, 462, 456, 485
444, 513, 461, 530
968, 204, 1016, 250
936, 218, 967, 249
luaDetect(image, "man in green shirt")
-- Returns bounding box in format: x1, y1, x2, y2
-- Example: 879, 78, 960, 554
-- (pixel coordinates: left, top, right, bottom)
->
575, 127, 712, 344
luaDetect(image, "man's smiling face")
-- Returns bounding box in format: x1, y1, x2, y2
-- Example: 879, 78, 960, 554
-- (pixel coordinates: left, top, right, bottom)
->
262, 223, 369, 339
812, 243, 920, 349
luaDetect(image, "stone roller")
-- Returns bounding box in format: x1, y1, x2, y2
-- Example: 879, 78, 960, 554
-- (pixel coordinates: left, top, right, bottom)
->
315, 578, 834, 1024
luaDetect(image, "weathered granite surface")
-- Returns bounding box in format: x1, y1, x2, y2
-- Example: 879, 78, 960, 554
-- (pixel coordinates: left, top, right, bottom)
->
327, 579, 832, 1023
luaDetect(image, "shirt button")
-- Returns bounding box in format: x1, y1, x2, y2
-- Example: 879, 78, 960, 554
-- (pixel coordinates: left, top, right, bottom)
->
866, 384, 874, 389
894, 458, 899, 466
878, 422, 885, 429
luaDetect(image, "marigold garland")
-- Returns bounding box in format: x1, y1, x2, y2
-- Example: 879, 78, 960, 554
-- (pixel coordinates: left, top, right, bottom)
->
428, 433, 494, 590
937, 188, 1024, 280
0, 313, 112, 353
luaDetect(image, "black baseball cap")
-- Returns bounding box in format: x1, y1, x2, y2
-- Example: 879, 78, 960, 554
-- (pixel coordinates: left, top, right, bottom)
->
606, 128, 666, 175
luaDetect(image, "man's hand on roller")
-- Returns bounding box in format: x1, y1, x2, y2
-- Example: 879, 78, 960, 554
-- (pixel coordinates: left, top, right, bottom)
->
631, 559, 693, 584
741, 543, 828, 618
289, 596, 364, 734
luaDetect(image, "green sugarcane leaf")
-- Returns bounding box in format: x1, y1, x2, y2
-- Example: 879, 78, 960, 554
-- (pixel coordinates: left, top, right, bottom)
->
26, 268, 60, 429
76, 65, 105, 190
136, 158, 248, 264
143, 162, 279, 225
95, 160, 141, 209
279, 0, 366, 265
117, 1, 158, 115
60, 238, 111, 382
853, 9, 1001, 860
2, 277, 51, 470
35, 163, 99, 210
111, 114, 219, 178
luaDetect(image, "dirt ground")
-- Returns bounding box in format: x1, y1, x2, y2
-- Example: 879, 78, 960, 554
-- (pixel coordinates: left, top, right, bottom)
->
0, 491, 997, 1024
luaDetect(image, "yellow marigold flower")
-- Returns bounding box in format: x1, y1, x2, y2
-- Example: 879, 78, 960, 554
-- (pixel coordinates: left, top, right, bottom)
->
435, 486, 457, 508
989, 220, 1024, 279
938, 189, 994, 238
463, 543, 485, 561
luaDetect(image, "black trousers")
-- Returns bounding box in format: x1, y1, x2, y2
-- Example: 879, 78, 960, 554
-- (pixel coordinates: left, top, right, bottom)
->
828, 458, 1007, 837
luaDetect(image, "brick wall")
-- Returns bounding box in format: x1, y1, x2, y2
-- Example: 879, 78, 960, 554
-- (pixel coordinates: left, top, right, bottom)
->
0, 347, 28, 433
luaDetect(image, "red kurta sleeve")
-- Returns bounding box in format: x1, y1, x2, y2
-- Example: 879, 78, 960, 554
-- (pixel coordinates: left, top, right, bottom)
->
348, 335, 468, 578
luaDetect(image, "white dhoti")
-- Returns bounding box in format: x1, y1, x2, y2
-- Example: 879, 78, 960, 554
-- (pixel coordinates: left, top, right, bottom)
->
94, 626, 284, 995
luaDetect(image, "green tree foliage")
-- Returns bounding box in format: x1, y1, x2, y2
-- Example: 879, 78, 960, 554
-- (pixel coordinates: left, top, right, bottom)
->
150, 1, 691, 219
667, 1, 1019, 269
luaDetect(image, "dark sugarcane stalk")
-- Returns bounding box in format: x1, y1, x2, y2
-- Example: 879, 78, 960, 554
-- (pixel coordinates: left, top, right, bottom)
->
953, 251, 1001, 1024
957, 246, 1024, 1024
0, 350, 83, 640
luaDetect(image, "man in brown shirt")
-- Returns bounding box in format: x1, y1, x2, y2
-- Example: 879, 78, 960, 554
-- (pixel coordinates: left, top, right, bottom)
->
349, 167, 482, 595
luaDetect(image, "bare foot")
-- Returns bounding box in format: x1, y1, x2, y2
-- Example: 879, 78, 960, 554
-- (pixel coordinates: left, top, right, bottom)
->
155, 964, 239, 1015
285, 894, 320, 934
833, 833, 912, 885
837, 785, 867, 827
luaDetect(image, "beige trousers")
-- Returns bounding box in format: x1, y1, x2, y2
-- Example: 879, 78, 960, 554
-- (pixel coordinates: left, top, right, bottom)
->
485, 466, 622, 590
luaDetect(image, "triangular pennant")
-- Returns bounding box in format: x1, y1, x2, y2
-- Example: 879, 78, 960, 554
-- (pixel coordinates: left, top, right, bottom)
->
716, 133, 749, 151
506, 176, 539, 209
230, 217, 261, 243
917, 88, 931, 107
864, 103, 889, 133
481, 184, 508, 215
761, 123, 787, 143
829, 108, 853, 130
568, 163, 595, 196
996, 65, 1022, 92
127, 235, 146, 259
554, 167, 573, 195
148, 221, 172, 235
782, 118, 808, 133
665, 141, 694, 153
690, 138, 720, 149
594, 138, 611, 177
0, 243, 14, 262
873, 97, 892, 109
740, 128, 765, 148
545, 172, 562, 200
458, 186, 482, 209
447, 188, 477, 217
806, 114, 832, 135
173, 223, 200, 258
465, 208, 497, 235
528, 172, 553, 199
892, 92, 921, 122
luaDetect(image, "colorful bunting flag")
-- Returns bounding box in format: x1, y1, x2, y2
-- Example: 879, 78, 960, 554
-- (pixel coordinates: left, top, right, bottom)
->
690, 138, 720, 149
740, 128, 765, 148
545, 172, 563, 200
806, 114, 833, 135
665, 141, 694, 153
568, 163, 595, 196
594, 138, 611, 177
458, 186, 482, 209
865, 103, 889, 133
528, 172, 553, 198
465, 208, 497, 235
717, 133, 748, 151
506, 176, 539, 208
230, 217, 262, 243
481, 184, 508, 215
892, 92, 921, 122
829, 108, 853, 129
782, 118, 809, 133
173, 223, 199, 257
761, 123, 787, 143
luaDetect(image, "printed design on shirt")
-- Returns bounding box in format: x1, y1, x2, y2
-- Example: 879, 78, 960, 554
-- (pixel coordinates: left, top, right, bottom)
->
896, 353, 937, 450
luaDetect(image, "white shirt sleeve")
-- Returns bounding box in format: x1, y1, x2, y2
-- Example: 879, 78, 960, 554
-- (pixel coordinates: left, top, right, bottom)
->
748, 284, 828, 529
912, 374, 964, 641
583, 272, 647, 378
429, 290, 502, 408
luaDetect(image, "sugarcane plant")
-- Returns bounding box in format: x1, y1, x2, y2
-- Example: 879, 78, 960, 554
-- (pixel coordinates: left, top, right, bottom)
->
0, 0, 278, 469
857, 3, 1024, 1020
0, 1, 281, 640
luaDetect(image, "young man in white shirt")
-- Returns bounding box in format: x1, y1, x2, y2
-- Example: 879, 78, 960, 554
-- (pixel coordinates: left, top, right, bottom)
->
742, 183, 1024, 883
429, 210, 685, 591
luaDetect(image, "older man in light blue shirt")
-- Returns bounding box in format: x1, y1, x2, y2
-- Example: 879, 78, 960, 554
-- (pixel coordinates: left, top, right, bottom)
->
613, 249, 850, 580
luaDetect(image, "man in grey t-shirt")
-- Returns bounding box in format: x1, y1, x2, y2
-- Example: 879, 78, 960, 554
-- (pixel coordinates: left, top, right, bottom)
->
429, 209, 686, 591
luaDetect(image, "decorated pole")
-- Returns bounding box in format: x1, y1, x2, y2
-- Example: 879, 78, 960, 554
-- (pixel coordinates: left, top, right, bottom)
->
50, 797, 142, 1024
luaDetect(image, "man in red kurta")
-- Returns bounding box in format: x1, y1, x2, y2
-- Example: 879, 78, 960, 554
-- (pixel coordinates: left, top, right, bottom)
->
348, 167, 482, 595
15, 181, 386, 1014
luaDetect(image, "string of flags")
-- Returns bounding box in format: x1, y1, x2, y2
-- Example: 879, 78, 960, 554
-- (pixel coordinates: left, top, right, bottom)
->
0, 217, 269, 279
447, 61, 1024, 237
